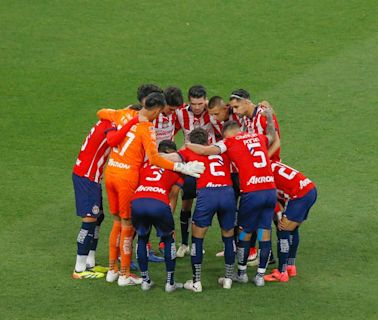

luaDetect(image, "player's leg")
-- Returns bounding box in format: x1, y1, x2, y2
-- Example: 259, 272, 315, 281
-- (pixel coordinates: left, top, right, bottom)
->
217, 186, 237, 289
253, 189, 276, 286
177, 176, 196, 257
104, 174, 122, 282
72, 174, 104, 279
287, 227, 299, 276
151, 198, 183, 292
118, 179, 142, 286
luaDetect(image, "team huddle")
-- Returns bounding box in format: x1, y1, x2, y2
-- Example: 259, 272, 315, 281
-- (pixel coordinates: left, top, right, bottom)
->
71, 84, 317, 292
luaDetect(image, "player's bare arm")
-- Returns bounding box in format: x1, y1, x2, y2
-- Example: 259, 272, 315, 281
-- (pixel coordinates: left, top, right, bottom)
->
263, 107, 277, 146
185, 143, 221, 156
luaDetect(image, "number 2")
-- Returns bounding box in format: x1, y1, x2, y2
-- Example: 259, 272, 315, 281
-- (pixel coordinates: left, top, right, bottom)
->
208, 155, 226, 176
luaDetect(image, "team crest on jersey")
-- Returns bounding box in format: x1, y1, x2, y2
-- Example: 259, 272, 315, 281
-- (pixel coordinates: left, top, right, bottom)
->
92, 205, 100, 215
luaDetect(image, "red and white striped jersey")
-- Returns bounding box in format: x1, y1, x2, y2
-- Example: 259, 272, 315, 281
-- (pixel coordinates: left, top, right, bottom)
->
153, 112, 177, 144
73, 120, 115, 183
241, 105, 281, 161
210, 107, 243, 141
175, 105, 216, 143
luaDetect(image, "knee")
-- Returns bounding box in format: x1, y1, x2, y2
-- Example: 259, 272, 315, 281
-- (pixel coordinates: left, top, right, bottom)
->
222, 228, 234, 238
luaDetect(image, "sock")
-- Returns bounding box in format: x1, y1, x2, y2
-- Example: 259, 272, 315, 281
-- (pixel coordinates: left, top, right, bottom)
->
108, 220, 121, 272
222, 235, 235, 278
250, 231, 257, 249
237, 240, 251, 276
277, 230, 290, 273
180, 210, 191, 245
86, 213, 104, 268
191, 236, 204, 283
75, 221, 96, 272
137, 235, 150, 283
288, 228, 300, 265
162, 234, 176, 285
257, 240, 271, 275
120, 225, 135, 276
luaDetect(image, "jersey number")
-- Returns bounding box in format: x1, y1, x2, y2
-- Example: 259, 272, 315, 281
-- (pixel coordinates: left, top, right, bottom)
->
247, 141, 267, 168
113, 132, 136, 156
146, 166, 163, 181
272, 163, 298, 180
80, 127, 96, 151
208, 155, 226, 177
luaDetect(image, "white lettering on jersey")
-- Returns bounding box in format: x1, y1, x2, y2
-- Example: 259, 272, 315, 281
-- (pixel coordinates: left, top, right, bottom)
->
107, 159, 131, 169
246, 175, 274, 185
299, 178, 311, 189
135, 185, 167, 195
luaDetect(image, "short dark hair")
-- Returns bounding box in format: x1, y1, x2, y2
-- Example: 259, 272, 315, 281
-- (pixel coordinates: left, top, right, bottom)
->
188, 85, 206, 99
137, 84, 163, 103
208, 96, 224, 109
127, 104, 143, 111
189, 128, 208, 145
144, 92, 166, 110
158, 140, 177, 153
230, 89, 250, 100
222, 120, 240, 135
164, 86, 184, 107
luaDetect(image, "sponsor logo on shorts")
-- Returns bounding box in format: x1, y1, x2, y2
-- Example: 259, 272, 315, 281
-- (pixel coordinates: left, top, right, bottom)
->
299, 178, 311, 189
92, 205, 100, 215
135, 185, 167, 195
246, 175, 274, 185
108, 159, 131, 169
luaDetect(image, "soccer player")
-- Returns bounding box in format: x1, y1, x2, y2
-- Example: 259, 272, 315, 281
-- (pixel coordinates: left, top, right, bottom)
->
186, 111, 277, 287
264, 161, 317, 282
99, 92, 205, 286
131, 140, 184, 292
72, 117, 139, 279
179, 128, 236, 292
175, 85, 216, 257
229, 89, 281, 263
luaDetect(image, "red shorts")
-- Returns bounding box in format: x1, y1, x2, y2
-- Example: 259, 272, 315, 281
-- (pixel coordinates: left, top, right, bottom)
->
105, 172, 139, 219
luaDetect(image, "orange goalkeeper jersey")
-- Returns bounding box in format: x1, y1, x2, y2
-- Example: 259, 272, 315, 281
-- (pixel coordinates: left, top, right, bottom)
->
98, 108, 175, 179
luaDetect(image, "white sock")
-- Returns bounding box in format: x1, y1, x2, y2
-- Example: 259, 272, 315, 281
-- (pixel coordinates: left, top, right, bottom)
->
75, 255, 87, 272
86, 250, 96, 268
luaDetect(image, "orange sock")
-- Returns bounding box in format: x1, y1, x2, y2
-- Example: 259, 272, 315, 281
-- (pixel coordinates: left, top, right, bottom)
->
109, 220, 121, 272
120, 225, 135, 276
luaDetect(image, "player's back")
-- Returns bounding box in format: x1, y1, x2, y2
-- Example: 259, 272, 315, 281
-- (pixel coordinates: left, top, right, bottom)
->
223, 132, 275, 193
179, 148, 232, 189
132, 162, 182, 205
105, 122, 155, 180
271, 161, 315, 199
73, 120, 114, 182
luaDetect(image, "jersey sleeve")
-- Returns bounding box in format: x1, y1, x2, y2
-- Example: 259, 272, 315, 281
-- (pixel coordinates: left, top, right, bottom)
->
213, 140, 227, 154
141, 124, 175, 170
259, 134, 269, 148
97, 108, 117, 122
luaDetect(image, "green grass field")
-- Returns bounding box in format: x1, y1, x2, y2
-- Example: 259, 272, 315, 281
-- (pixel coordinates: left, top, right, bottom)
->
1, 0, 378, 319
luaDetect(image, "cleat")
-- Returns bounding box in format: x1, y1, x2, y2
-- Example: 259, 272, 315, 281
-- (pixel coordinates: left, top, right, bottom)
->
184, 280, 203, 292
87, 265, 109, 273
253, 273, 265, 287
287, 265, 297, 277
130, 261, 139, 271
72, 270, 104, 280
218, 277, 233, 289
106, 270, 119, 283
234, 273, 249, 283
165, 282, 184, 293
215, 250, 224, 257
176, 244, 190, 258
247, 247, 258, 261
247, 257, 259, 267
118, 273, 143, 286
159, 242, 165, 255
264, 270, 289, 282
141, 280, 154, 291
148, 251, 165, 263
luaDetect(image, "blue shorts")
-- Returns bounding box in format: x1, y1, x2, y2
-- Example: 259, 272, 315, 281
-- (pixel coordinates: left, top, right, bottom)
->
285, 188, 317, 223
72, 173, 102, 218
238, 189, 276, 232
193, 186, 236, 230
131, 198, 174, 237
181, 175, 197, 200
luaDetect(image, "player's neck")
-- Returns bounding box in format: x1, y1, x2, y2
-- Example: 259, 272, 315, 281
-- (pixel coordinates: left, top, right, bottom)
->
246, 103, 256, 119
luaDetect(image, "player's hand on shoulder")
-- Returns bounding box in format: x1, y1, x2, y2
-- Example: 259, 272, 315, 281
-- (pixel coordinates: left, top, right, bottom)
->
259, 101, 275, 116
173, 161, 205, 178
